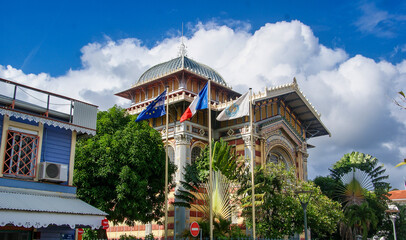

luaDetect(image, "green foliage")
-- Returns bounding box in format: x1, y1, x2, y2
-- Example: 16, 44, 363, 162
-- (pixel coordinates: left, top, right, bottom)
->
313, 175, 341, 200
346, 202, 378, 240
82, 229, 97, 240
117, 233, 153, 240
240, 163, 343, 239
174, 138, 247, 209
174, 139, 247, 238
195, 138, 246, 182
302, 181, 344, 239
180, 219, 245, 239
178, 140, 342, 239
331, 152, 390, 194
229, 224, 246, 238
239, 163, 291, 236
74, 106, 176, 225
119, 234, 139, 239
326, 151, 391, 239
144, 233, 154, 240
331, 152, 390, 209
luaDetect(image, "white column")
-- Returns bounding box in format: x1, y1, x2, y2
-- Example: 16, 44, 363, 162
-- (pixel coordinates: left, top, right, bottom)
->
174, 133, 192, 184
303, 152, 309, 181
174, 133, 192, 237
242, 135, 257, 169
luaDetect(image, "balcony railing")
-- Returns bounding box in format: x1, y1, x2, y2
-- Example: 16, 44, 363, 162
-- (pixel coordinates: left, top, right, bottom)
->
0, 78, 98, 134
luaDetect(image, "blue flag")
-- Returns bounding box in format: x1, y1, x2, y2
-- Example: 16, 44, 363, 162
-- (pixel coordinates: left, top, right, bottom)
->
135, 90, 167, 122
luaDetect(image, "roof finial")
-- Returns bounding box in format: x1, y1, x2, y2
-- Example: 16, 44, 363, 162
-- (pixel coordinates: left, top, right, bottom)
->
178, 22, 187, 60
293, 77, 297, 84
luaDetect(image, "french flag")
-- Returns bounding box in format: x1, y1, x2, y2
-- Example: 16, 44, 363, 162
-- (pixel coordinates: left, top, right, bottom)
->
180, 83, 208, 122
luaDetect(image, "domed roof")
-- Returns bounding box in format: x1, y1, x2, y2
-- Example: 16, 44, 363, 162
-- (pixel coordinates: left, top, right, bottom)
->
137, 56, 227, 86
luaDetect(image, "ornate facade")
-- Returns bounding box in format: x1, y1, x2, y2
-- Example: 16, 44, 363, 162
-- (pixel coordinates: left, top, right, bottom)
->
109, 52, 330, 239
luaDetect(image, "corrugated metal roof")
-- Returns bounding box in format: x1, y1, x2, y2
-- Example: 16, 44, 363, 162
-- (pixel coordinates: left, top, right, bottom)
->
137, 56, 227, 86
0, 187, 105, 216
0, 211, 105, 229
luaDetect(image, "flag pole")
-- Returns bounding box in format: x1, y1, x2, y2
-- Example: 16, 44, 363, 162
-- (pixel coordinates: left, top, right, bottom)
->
208, 78, 213, 240
164, 86, 169, 240
249, 88, 256, 240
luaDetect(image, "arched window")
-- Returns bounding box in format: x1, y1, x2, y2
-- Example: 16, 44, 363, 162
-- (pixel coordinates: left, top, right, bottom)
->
191, 147, 202, 164
167, 146, 175, 163
267, 152, 280, 164
266, 147, 292, 169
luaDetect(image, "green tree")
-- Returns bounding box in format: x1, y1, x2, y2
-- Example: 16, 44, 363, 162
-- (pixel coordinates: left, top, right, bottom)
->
346, 202, 378, 240
74, 106, 176, 227
313, 175, 341, 200
174, 138, 246, 210
174, 139, 247, 238
328, 152, 390, 239
240, 163, 343, 239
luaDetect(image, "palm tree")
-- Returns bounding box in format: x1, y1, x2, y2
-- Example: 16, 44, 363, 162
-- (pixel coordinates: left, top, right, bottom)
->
330, 152, 390, 204
346, 202, 378, 240
329, 152, 390, 239
174, 139, 246, 207
174, 139, 248, 237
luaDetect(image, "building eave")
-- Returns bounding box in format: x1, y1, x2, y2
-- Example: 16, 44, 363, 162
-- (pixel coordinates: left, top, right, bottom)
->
115, 69, 237, 101
216, 81, 331, 139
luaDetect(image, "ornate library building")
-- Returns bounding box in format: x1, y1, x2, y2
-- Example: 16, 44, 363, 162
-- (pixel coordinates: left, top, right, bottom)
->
109, 49, 329, 239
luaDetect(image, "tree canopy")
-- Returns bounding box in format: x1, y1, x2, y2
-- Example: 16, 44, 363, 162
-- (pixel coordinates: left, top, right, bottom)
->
239, 163, 343, 239
315, 151, 391, 240
176, 139, 342, 239
74, 106, 176, 225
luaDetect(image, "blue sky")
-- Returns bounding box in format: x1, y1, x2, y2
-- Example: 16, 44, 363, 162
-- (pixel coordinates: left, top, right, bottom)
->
2, 0, 406, 76
1, 0, 406, 189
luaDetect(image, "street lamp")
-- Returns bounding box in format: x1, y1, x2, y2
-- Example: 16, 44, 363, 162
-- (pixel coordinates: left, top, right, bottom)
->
295, 190, 313, 240
385, 204, 399, 240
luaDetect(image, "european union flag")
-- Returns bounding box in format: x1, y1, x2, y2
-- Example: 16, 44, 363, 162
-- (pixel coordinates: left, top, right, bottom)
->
135, 90, 167, 122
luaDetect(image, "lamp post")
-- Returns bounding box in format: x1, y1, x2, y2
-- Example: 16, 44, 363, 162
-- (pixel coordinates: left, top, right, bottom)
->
295, 190, 313, 240
385, 204, 399, 240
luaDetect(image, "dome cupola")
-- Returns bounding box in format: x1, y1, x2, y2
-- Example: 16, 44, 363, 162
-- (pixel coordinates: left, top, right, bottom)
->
136, 56, 227, 86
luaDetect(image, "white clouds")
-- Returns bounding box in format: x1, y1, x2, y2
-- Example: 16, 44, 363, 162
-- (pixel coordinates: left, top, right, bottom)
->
306, 56, 397, 145
0, 20, 405, 189
355, 2, 406, 38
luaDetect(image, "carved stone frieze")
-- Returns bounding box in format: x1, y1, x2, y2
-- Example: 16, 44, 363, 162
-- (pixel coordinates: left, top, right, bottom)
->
302, 152, 309, 161
242, 134, 259, 147
174, 134, 192, 145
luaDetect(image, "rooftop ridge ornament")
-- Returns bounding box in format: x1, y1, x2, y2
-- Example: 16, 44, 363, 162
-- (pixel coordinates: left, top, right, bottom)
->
178, 23, 188, 64
178, 42, 188, 58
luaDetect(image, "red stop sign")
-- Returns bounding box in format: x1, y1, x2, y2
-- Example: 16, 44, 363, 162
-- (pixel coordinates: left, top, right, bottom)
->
77, 228, 84, 235
190, 221, 200, 237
